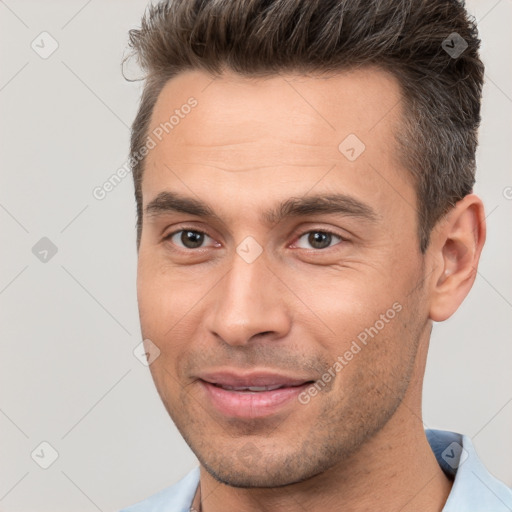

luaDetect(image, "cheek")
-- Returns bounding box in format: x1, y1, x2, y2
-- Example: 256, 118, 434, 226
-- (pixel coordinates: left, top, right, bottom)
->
285, 266, 416, 387
289, 270, 397, 338
137, 258, 196, 336
136, 257, 213, 378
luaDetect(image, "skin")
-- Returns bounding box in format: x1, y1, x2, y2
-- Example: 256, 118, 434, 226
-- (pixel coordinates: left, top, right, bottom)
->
136, 67, 486, 512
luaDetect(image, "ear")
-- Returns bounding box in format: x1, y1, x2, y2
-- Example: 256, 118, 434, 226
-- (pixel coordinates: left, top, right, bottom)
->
428, 194, 486, 322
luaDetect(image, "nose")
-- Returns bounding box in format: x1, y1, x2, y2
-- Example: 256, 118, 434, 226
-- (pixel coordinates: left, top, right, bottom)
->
205, 250, 292, 347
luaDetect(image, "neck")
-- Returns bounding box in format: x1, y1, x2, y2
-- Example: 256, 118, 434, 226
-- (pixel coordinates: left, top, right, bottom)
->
198, 338, 452, 512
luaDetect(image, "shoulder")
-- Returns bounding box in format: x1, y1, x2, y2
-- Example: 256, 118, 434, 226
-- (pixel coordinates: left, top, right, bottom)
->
119, 466, 200, 512
426, 429, 512, 511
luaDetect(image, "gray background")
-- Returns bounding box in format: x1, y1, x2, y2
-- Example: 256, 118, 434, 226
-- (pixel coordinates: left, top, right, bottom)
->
0, 0, 510, 510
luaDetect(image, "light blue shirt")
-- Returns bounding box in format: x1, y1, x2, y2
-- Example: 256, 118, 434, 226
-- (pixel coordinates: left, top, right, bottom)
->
120, 429, 512, 511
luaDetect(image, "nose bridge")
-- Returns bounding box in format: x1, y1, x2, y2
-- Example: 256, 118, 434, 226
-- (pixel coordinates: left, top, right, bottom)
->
206, 250, 290, 346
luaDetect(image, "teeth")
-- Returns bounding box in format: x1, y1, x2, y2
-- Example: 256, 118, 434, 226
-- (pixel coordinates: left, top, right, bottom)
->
220, 385, 283, 392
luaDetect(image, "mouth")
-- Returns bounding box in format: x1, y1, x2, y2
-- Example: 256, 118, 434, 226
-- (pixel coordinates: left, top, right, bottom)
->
197, 370, 315, 419
208, 383, 303, 392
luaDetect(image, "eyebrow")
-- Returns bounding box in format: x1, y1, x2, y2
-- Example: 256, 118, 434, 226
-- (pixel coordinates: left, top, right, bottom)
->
144, 191, 379, 225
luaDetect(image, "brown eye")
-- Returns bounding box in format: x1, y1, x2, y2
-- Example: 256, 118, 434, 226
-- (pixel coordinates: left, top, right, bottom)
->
166, 229, 213, 249
295, 230, 343, 250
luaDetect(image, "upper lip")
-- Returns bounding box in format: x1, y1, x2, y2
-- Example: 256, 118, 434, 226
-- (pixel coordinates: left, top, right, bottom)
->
198, 370, 314, 388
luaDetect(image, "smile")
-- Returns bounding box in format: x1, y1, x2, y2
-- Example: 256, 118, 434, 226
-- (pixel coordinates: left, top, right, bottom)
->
197, 370, 315, 419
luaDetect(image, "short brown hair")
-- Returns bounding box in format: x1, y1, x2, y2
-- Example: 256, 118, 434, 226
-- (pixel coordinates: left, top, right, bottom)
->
125, 0, 484, 252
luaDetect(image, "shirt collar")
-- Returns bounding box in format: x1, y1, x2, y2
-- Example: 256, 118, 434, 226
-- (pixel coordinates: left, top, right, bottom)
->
426, 429, 512, 511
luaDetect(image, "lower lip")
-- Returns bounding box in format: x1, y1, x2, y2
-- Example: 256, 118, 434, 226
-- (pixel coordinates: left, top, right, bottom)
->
200, 380, 312, 419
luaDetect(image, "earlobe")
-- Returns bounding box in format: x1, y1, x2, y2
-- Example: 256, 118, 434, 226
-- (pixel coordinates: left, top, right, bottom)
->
429, 194, 486, 322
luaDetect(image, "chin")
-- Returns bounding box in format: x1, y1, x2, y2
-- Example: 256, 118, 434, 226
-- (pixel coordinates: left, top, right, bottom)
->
202, 462, 310, 489
197, 445, 338, 489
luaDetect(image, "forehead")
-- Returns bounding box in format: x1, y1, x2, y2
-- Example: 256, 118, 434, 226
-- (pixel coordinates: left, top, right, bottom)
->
148, 67, 403, 154
142, 67, 415, 224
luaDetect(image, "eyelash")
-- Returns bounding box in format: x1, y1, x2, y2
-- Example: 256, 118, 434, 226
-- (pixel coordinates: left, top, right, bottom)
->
163, 226, 347, 252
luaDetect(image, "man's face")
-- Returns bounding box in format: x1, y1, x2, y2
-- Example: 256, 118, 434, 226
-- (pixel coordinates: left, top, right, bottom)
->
137, 68, 431, 487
